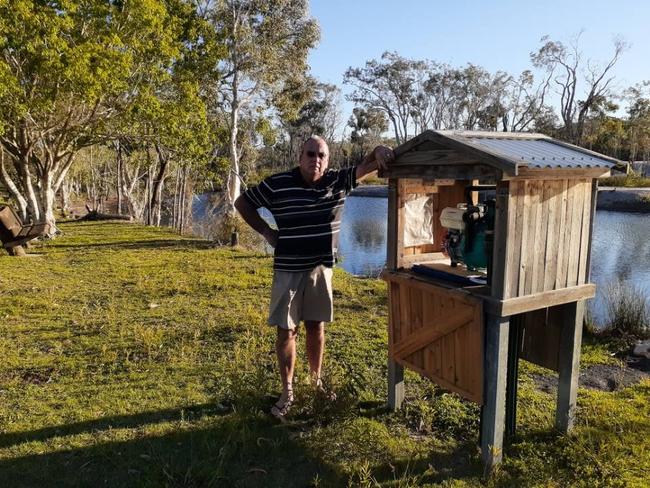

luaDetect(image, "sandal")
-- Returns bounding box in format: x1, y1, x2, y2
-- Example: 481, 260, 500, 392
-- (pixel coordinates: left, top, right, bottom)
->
271, 390, 294, 421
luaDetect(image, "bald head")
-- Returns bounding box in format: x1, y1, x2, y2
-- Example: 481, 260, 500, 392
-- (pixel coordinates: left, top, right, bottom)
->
302, 135, 327, 149
299, 135, 329, 184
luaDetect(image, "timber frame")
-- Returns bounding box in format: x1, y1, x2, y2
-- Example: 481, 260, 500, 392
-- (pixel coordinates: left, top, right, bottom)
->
0, 205, 49, 256
380, 130, 618, 470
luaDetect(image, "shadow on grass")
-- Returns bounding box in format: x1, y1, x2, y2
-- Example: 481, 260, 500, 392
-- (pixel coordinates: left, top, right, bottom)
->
0, 398, 489, 487
0, 403, 230, 449
47, 239, 215, 251
0, 410, 335, 488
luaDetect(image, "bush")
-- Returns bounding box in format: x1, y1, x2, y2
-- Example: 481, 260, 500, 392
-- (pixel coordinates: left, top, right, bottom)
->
599, 173, 650, 188
602, 281, 650, 343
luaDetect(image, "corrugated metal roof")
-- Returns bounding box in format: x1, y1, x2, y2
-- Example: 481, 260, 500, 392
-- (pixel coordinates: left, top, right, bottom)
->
462, 136, 616, 169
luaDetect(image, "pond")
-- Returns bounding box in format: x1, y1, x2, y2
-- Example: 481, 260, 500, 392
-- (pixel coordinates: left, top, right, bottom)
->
193, 192, 650, 327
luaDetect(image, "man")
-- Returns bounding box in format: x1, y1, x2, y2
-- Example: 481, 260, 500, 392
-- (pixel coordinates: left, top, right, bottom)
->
234, 136, 394, 419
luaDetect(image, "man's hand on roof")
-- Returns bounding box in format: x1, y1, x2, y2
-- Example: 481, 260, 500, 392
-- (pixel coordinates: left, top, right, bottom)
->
372, 145, 395, 171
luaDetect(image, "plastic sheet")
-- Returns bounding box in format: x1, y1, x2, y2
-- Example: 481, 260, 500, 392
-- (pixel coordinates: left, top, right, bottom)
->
403, 194, 434, 247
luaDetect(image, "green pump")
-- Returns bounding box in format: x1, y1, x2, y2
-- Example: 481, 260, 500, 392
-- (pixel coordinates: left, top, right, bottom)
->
440, 186, 496, 278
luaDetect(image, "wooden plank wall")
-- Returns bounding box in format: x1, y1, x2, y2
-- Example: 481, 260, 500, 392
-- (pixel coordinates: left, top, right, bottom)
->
503, 179, 593, 299
518, 308, 562, 371
386, 274, 484, 404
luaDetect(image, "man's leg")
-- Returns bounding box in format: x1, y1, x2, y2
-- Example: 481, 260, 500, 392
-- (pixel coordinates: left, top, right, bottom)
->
305, 320, 324, 380
276, 327, 298, 403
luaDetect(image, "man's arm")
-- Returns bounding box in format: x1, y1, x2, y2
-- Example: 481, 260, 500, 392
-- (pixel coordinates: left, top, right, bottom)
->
355, 145, 395, 181
234, 195, 278, 247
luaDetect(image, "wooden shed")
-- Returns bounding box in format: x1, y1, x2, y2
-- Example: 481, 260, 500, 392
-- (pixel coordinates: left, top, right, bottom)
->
379, 130, 619, 469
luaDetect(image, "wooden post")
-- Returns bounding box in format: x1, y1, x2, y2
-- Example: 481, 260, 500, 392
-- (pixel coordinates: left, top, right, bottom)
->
386, 178, 405, 410
388, 359, 405, 410
481, 314, 510, 470
505, 314, 522, 438
386, 179, 398, 269
556, 300, 585, 432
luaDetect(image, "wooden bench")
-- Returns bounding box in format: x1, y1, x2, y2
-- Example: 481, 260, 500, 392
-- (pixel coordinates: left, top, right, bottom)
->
0, 206, 50, 256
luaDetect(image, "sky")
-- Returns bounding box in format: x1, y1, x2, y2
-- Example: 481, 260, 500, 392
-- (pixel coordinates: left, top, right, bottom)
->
306, 0, 650, 133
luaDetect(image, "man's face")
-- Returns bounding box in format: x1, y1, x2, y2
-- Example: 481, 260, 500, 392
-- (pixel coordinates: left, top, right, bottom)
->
299, 138, 329, 183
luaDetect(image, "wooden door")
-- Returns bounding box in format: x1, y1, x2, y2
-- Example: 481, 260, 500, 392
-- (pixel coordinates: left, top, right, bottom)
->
385, 272, 484, 404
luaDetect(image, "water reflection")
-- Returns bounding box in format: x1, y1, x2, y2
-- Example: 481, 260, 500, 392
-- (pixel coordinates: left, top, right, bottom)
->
338, 196, 387, 276
589, 211, 650, 325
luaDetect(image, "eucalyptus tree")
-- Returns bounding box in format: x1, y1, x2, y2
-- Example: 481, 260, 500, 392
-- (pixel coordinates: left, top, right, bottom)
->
116, 0, 216, 226
497, 70, 554, 132
625, 82, 650, 162
344, 52, 429, 145
203, 0, 319, 211
0, 0, 196, 233
531, 34, 627, 145
347, 107, 388, 161
279, 79, 341, 166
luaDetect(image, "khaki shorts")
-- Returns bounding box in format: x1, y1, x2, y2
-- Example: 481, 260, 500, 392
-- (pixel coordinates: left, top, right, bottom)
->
268, 265, 333, 330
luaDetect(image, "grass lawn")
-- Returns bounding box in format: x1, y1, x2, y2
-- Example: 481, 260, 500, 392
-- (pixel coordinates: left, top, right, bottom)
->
0, 221, 648, 487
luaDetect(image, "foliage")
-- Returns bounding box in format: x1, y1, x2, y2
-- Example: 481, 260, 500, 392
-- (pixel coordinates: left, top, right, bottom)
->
600, 281, 650, 344
599, 173, 650, 187
346, 107, 388, 162
624, 82, 650, 161
204, 0, 320, 208
343, 52, 556, 144
0, 0, 213, 230
344, 52, 431, 145
0, 222, 648, 487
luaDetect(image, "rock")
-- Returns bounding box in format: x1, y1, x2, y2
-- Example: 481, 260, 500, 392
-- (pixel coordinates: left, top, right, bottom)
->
632, 341, 650, 359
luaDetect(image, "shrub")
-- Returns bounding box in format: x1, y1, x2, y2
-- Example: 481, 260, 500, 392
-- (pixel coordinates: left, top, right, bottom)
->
599, 173, 650, 188
602, 281, 650, 343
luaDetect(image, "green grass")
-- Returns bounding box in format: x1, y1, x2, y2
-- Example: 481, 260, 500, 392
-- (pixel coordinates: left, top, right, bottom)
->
0, 221, 648, 487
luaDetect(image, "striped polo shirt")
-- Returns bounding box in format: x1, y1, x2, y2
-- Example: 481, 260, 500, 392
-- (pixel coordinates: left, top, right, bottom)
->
242, 166, 358, 272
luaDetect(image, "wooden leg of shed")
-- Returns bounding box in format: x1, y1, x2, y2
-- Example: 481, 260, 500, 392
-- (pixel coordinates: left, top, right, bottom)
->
481, 314, 510, 470
387, 358, 404, 410
556, 300, 585, 432
505, 315, 522, 438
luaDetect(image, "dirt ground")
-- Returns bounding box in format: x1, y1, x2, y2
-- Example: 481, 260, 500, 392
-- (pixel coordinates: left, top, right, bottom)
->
532, 355, 650, 394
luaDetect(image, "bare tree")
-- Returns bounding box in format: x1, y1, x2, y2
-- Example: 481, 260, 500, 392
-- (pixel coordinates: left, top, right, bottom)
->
531, 33, 628, 144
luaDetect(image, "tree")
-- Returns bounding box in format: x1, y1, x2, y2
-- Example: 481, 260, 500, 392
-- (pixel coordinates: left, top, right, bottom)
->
499, 70, 553, 132
449, 64, 511, 131
347, 107, 388, 161
0, 0, 192, 232
278, 79, 340, 167
531, 33, 627, 144
344, 52, 429, 145
625, 82, 650, 162
205, 0, 319, 212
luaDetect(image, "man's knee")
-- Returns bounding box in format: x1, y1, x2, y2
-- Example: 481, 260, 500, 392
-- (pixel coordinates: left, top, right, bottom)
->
305, 321, 324, 333
277, 327, 298, 343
